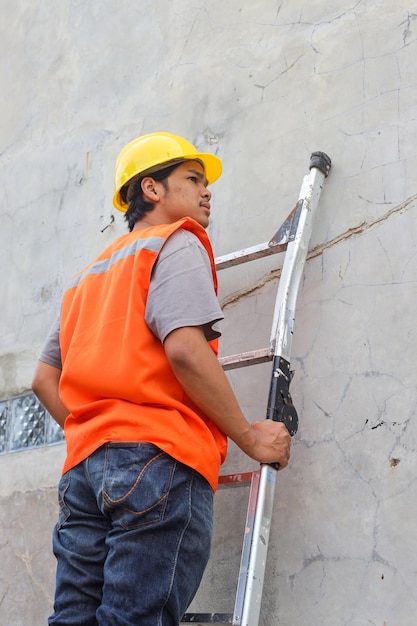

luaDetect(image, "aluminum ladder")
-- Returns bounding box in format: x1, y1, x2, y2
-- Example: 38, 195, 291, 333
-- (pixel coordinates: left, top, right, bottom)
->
182, 151, 332, 626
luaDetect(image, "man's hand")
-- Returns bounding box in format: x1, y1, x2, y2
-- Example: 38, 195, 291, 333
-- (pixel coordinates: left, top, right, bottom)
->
239, 420, 291, 469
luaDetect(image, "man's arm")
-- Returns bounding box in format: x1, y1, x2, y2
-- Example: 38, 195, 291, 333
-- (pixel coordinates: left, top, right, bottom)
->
164, 326, 291, 468
32, 361, 69, 428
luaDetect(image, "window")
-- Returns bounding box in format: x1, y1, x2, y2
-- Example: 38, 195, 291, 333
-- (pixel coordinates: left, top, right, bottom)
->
0, 392, 64, 454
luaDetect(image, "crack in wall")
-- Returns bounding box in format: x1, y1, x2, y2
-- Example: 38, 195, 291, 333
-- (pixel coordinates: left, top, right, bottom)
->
401, 12, 417, 45
220, 192, 417, 309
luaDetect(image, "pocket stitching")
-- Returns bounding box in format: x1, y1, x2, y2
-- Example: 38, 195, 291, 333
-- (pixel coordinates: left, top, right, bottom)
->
102, 447, 176, 529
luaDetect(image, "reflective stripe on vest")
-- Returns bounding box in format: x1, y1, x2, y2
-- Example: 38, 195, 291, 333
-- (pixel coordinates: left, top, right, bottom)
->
67, 236, 165, 290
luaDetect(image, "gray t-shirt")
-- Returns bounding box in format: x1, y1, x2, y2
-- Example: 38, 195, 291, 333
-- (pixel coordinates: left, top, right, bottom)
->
39, 229, 223, 369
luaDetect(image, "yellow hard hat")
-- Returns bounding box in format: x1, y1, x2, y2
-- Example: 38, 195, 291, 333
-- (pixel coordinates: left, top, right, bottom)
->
113, 132, 223, 212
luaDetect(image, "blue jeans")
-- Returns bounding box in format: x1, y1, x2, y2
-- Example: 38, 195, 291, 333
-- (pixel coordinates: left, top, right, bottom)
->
49, 443, 214, 625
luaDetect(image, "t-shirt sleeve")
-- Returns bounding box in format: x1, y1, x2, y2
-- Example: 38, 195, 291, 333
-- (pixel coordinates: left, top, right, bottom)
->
145, 229, 224, 343
39, 314, 62, 369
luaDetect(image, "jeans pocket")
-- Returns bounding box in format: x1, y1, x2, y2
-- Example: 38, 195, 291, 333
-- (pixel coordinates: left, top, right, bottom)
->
57, 471, 71, 529
102, 443, 176, 529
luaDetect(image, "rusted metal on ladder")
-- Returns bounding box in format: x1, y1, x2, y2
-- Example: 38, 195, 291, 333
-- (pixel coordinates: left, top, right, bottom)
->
181, 152, 332, 626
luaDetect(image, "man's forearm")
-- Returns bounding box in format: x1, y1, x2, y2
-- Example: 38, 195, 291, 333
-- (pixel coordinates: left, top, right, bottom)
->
32, 361, 69, 428
164, 326, 291, 467
164, 327, 254, 443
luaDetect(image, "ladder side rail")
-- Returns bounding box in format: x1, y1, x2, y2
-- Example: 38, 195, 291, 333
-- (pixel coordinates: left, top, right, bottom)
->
234, 157, 330, 626
236, 464, 280, 626
232, 468, 274, 626
231, 470, 260, 625
270, 166, 328, 361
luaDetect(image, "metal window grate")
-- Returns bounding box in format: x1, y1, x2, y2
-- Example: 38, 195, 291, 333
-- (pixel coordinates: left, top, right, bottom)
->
0, 401, 9, 454
0, 393, 64, 455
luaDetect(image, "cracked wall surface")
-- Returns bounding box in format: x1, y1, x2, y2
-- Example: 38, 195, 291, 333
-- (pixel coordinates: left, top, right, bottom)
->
1, 0, 417, 624
206, 194, 417, 625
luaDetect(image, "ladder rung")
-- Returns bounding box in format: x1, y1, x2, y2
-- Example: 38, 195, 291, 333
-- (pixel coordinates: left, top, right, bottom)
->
219, 348, 272, 370
181, 613, 233, 624
218, 471, 254, 487
214, 199, 304, 271
215, 241, 287, 270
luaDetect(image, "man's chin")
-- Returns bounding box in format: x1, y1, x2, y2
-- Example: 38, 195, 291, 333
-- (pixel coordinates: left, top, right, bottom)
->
196, 216, 209, 229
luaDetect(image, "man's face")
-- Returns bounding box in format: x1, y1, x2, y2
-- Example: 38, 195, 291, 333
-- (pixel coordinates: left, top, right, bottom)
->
157, 160, 212, 228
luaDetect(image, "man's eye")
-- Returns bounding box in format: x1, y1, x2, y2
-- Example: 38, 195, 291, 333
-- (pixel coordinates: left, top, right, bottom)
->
189, 177, 197, 183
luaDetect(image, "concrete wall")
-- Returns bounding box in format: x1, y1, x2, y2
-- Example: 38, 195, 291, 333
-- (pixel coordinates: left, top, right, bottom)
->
1, 0, 417, 623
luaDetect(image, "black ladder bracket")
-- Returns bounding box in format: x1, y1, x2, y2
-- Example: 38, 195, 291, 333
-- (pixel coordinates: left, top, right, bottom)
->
266, 355, 298, 437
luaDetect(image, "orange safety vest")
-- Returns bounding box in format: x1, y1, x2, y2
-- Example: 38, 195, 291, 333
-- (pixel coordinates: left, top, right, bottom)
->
59, 217, 228, 491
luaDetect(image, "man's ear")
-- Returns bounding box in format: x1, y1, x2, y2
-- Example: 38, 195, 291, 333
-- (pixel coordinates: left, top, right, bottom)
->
141, 177, 160, 202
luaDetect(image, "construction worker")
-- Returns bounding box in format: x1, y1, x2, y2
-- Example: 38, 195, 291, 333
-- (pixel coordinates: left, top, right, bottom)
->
32, 132, 291, 626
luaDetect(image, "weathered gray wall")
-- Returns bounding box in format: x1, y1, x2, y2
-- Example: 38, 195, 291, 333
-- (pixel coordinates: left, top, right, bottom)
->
1, 1, 417, 624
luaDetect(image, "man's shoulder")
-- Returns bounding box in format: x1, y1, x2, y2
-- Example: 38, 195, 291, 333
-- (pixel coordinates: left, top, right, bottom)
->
162, 228, 205, 255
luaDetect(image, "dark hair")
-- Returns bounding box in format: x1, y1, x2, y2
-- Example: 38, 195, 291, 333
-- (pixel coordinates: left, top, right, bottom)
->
121, 162, 184, 231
